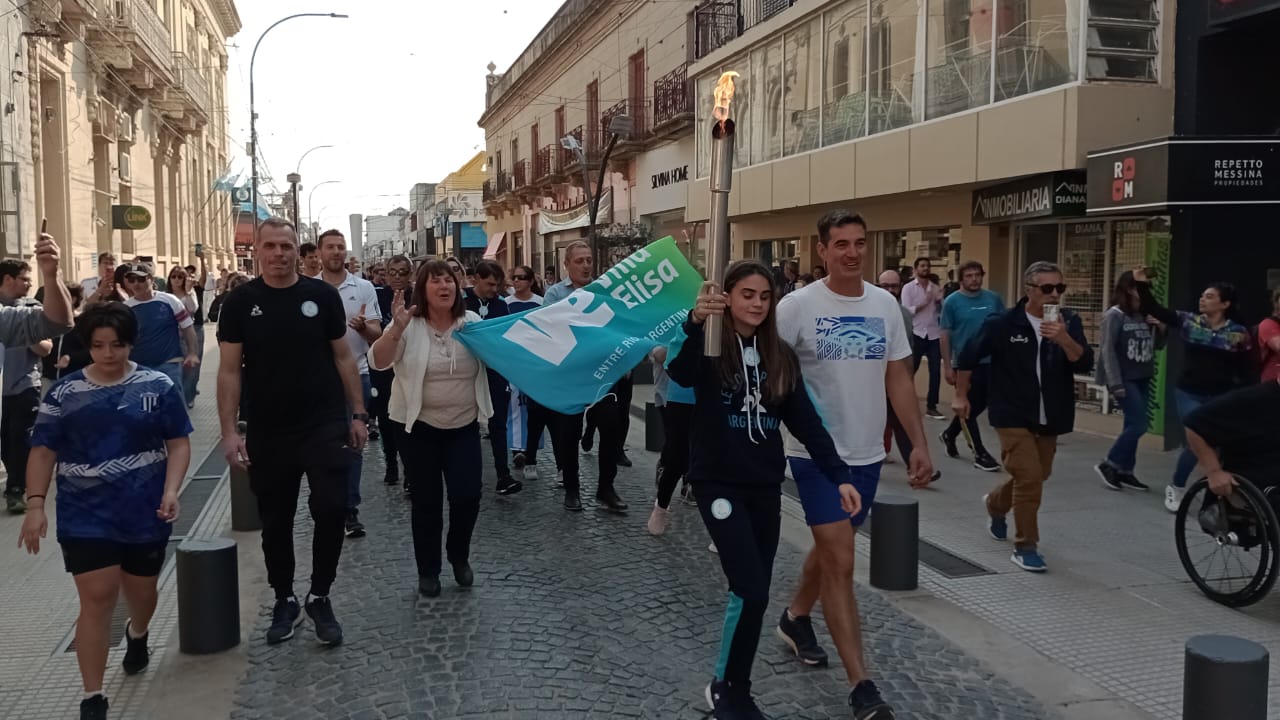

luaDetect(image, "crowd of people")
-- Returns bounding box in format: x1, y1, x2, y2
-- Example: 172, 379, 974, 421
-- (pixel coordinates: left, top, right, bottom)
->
7, 208, 1280, 720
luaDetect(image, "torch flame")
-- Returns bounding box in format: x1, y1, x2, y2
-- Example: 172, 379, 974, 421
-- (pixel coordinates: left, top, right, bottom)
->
712, 71, 740, 123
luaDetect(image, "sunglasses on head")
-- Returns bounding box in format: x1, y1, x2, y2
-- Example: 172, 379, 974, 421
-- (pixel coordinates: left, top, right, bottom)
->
1027, 282, 1068, 294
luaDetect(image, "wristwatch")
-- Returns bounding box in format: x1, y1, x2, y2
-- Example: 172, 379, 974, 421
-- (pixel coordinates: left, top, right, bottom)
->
352, 413, 370, 423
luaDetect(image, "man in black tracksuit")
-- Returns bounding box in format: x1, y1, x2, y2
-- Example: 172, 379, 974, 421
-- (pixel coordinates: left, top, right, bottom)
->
465, 261, 522, 496
953, 260, 1092, 573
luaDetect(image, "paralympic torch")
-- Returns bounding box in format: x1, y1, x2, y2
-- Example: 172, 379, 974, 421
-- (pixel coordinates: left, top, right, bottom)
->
705, 71, 739, 357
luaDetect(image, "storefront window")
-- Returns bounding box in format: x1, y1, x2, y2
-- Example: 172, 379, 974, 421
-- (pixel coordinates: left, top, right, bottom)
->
823, 1, 869, 146
880, 230, 908, 273
746, 238, 799, 266
784, 18, 822, 156
994, 0, 1077, 101
925, 0, 993, 119
696, 71, 719, 179
868, 0, 921, 131
750, 40, 784, 163
1061, 221, 1106, 348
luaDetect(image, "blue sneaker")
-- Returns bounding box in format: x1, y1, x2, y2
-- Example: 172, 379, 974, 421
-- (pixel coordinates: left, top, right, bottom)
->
1011, 549, 1047, 572
983, 494, 1007, 541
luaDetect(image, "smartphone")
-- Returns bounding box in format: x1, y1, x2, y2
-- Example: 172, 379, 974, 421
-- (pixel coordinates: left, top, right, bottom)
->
40, 218, 47, 234
194, 242, 203, 256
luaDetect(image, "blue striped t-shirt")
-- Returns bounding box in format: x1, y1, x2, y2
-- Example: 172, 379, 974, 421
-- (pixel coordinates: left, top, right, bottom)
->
32, 364, 193, 543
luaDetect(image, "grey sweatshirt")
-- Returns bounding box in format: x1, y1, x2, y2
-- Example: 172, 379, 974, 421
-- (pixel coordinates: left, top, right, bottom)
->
1096, 306, 1159, 390
0, 302, 73, 386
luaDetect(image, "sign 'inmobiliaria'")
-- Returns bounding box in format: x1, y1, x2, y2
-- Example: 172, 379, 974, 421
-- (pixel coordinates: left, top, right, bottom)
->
971, 171, 1087, 224
1086, 137, 1280, 215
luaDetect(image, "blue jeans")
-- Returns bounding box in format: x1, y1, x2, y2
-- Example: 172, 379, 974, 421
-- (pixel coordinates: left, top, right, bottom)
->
1104, 380, 1149, 474
1173, 388, 1211, 488
347, 373, 372, 510
181, 324, 205, 405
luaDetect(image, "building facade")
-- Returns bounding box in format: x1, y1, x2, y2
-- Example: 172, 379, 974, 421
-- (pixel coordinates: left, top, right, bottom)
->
10, 0, 240, 285
479, 0, 700, 280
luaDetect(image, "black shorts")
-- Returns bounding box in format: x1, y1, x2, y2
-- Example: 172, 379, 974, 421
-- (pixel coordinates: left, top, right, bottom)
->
60, 539, 168, 577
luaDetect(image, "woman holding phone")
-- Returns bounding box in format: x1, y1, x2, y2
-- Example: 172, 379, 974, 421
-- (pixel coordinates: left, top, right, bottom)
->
1133, 267, 1255, 511
166, 265, 200, 408
666, 260, 860, 718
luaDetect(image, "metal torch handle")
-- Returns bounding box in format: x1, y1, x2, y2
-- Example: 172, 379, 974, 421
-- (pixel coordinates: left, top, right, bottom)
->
705, 119, 735, 357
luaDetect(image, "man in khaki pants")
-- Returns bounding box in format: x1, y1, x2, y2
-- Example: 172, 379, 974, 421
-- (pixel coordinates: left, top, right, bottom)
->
952, 261, 1093, 573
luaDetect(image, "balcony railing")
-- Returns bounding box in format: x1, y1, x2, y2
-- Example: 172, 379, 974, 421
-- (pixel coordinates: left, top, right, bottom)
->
171, 51, 211, 114
534, 145, 557, 179
495, 170, 510, 195
562, 125, 584, 170
482, 180, 494, 203
694, 0, 797, 60
108, 0, 173, 72
513, 160, 529, 189
654, 63, 693, 129
601, 100, 628, 148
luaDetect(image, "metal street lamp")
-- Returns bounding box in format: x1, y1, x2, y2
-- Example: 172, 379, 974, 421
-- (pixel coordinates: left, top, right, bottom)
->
307, 180, 342, 241
590, 114, 631, 268
249, 13, 348, 231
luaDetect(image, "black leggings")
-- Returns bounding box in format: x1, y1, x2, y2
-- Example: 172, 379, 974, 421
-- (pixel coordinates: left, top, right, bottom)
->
371, 369, 403, 473
696, 487, 781, 685
524, 398, 558, 467
247, 424, 351, 600
656, 403, 693, 508
555, 379, 628, 495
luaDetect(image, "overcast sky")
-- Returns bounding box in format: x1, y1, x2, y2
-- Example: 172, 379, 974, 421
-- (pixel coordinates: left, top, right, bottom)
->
225, 0, 562, 233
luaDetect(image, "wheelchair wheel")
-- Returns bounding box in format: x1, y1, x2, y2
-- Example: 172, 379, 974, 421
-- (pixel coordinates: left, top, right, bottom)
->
1175, 476, 1280, 607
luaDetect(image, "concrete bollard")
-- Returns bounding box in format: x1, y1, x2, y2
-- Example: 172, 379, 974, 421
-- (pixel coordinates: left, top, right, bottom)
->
176, 537, 241, 654
1183, 634, 1268, 720
868, 495, 918, 591
645, 402, 665, 453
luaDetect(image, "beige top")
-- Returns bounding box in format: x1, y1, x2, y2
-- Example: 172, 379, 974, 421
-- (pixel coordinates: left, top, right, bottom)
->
417, 326, 480, 429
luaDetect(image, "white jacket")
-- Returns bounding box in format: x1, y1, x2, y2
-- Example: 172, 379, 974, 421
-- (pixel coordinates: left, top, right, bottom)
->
367, 311, 492, 433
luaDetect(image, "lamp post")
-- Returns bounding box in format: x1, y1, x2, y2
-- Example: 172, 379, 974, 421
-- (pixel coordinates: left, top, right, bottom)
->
291, 144, 333, 233
249, 14, 348, 231
307, 180, 341, 241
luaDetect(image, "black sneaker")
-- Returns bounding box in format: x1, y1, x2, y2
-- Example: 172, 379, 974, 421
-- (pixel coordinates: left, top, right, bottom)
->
265, 596, 302, 644
384, 466, 399, 485
367, 425, 380, 441
564, 489, 583, 511
345, 510, 366, 538
617, 450, 633, 468
496, 475, 524, 496
453, 562, 474, 587
80, 694, 108, 720
705, 678, 768, 720
849, 680, 895, 720
304, 595, 343, 646
418, 576, 441, 597
775, 608, 829, 666
925, 406, 946, 420
939, 430, 959, 459
1118, 472, 1150, 491
595, 489, 628, 513
580, 433, 594, 453
973, 451, 1000, 472
5, 490, 25, 515
121, 620, 150, 675
1094, 462, 1123, 491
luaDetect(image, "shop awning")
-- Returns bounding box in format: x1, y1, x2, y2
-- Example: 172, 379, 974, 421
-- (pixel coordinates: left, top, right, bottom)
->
482, 232, 506, 260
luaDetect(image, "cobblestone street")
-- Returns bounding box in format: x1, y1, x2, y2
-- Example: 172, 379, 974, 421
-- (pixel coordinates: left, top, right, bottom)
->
229, 442, 1051, 720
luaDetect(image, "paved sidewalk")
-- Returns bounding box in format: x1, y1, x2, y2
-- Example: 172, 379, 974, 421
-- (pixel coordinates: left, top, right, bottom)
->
0, 343, 225, 720
635, 383, 1280, 720
227, 439, 1052, 719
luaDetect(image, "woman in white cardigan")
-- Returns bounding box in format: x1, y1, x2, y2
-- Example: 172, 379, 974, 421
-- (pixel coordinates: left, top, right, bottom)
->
369, 260, 492, 598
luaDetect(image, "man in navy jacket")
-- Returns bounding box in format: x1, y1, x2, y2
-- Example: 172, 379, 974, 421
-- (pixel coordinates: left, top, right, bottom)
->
954, 260, 1093, 573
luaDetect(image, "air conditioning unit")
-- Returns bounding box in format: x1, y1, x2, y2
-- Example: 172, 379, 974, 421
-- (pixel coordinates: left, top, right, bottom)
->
117, 151, 132, 184
117, 112, 134, 143
92, 99, 118, 141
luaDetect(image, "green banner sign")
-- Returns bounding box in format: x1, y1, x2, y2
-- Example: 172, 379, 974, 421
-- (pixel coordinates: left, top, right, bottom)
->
1145, 231, 1172, 436
111, 205, 152, 231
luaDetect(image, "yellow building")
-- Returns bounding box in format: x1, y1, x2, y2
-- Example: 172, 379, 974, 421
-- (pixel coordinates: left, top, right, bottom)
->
12, 0, 240, 284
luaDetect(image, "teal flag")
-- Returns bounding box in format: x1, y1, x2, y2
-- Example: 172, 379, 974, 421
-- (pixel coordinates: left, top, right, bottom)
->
456, 236, 702, 414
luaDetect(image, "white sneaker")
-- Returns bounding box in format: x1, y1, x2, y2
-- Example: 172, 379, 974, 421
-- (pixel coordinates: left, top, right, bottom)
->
1164, 484, 1185, 513
522, 465, 537, 481
646, 501, 670, 536
708, 541, 718, 554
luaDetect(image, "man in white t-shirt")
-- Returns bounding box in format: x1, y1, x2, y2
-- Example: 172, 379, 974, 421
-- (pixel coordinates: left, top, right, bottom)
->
79, 252, 117, 301
317, 230, 382, 539
774, 209, 933, 720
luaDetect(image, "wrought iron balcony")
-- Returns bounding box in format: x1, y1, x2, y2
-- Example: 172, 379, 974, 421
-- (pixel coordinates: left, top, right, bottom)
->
513, 160, 529, 189
495, 170, 511, 195
694, 0, 797, 60
534, 145, 559, 181
562, 125, 585, 173
482, 180, 494, 203
171, 52, 210, 114
600, 100, 628, 149
654, 63, 694, 133
99, 0, 174, 80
